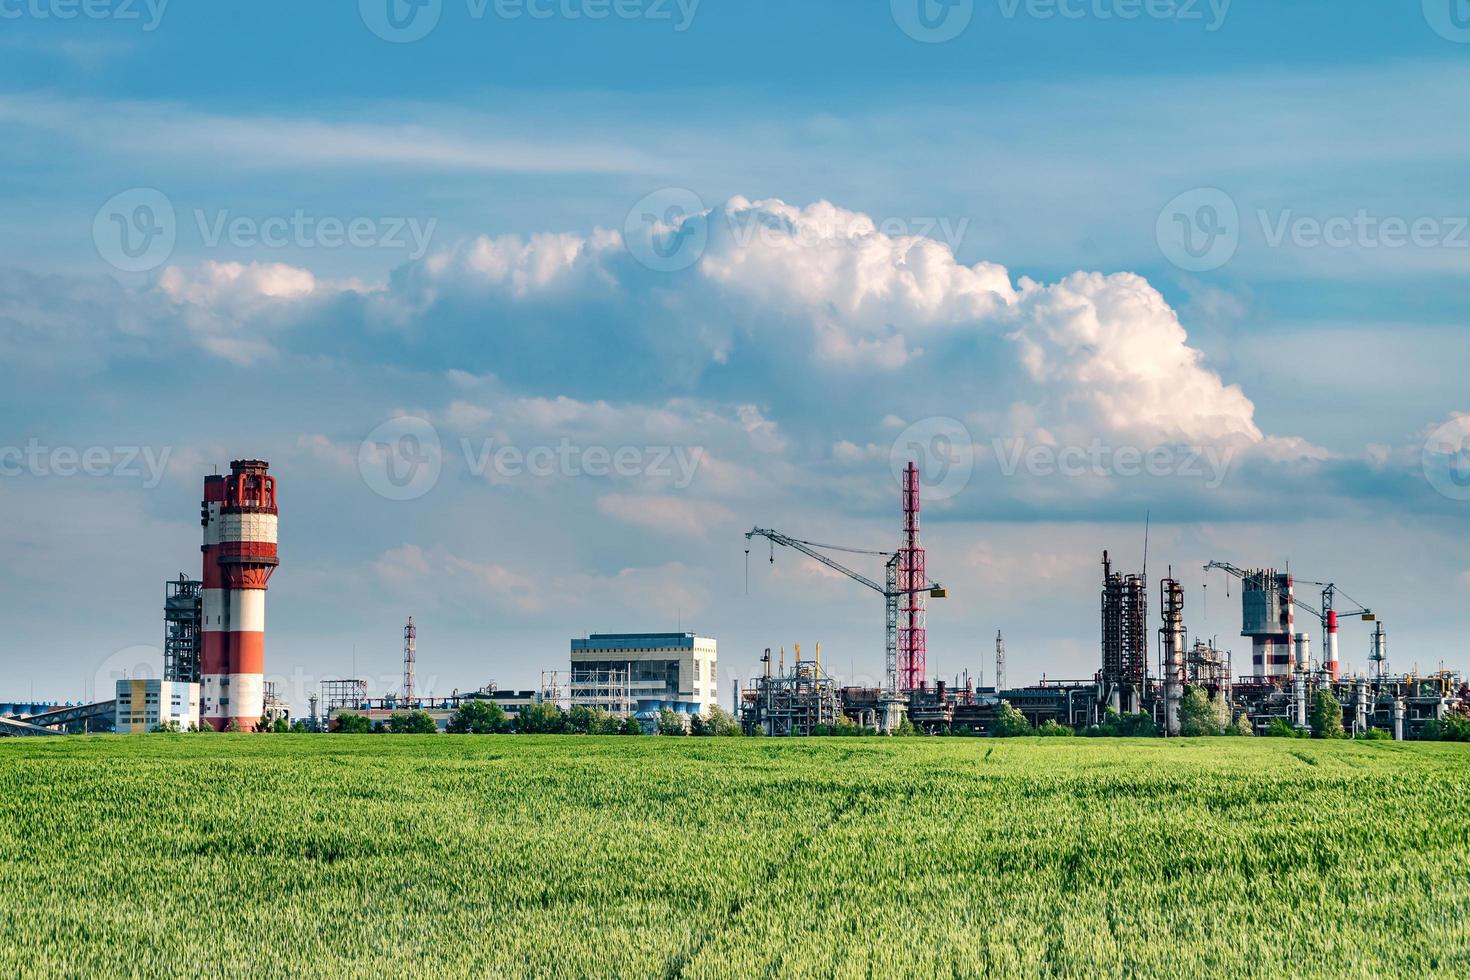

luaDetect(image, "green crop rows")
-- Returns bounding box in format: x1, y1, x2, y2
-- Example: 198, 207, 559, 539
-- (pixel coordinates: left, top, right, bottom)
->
1, 736, 1466, 977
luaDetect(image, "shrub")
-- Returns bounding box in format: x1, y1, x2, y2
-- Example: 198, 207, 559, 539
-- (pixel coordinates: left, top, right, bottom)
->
1421, 713, 1470, 742
1355, 727, 1392, 741
620, 716, 645, 736
449, 700, 509, 735
1179, 686, 1219, 736
331, 712, 373, 734
388, 711, 439, 735
706, 707, 742, 737
1036, 720, 1075, 737
1264, 718, 1304, 739
657, 708, 686, 736
992, 701, 1033, 738
517, 702, 566, 735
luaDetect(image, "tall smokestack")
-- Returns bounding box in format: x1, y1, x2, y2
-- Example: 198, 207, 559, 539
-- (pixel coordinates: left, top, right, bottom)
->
201, 460, 279, 731
898, 461, 927, 692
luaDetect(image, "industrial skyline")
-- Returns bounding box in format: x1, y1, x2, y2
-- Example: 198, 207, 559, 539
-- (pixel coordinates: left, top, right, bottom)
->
2, 6, 1468, 706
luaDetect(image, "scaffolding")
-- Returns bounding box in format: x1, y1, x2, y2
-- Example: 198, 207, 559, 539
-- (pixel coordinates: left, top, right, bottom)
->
740, 646, 843, 736
321, 679, 369, 714
163, 575, 203, 684
541, 668, 634, 718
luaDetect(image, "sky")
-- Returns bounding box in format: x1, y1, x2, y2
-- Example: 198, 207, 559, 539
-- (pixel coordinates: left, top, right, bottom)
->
2, 1, 1468, 711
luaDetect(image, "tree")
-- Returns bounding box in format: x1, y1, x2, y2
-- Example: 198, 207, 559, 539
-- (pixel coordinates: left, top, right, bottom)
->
1036, 719, 1075, 737
688, 713, 711, 737
657, 708, 686, 736
706, 706, 742, 737
517, 701, 566, 734
270, 717, 290, 734
1179, 686, 1218, 736
992, 701, 1033, 738
1310, 689, 1345, 740
1228, 713, 1253, 736
223, 719, 244, 733
450, 700, 509, 734
151, 720, 181, 734
620, 716, 645, 735
388, 710, 439, 735
331, 712, 373, 734
290, 720, 310, 733
893, 716, 918, 737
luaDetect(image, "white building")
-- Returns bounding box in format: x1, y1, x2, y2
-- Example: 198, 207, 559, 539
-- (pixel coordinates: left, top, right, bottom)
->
570, 633, 717, 724
115, 679, 201, 733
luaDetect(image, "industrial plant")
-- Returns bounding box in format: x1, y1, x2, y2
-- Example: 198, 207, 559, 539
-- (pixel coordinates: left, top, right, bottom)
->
1, 456, 1466, 741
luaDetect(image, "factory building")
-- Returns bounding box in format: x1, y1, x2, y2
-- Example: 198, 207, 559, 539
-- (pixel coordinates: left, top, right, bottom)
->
201, 460, 279, 732
114, 679, 200, 733
326, 690, 539, 731
570, 633, 718, 723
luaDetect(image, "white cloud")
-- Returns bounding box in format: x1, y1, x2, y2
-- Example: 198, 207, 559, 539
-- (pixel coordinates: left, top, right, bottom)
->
596, 494, 735, 537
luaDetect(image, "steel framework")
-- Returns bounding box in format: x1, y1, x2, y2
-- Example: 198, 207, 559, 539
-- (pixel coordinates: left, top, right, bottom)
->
164, 574, 203, 684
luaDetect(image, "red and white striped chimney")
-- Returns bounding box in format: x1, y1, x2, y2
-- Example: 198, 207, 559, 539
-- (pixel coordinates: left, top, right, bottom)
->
201, 460, 279, 731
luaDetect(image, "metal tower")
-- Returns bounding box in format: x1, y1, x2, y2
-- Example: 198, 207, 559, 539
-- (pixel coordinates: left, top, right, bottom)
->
994, 630, 1006, 693
403, 616, 417, 706
898, 462, 927, 691
164, 574, 203, 684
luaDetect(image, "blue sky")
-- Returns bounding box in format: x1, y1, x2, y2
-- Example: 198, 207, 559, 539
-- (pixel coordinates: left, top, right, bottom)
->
2, 1, 1468, 708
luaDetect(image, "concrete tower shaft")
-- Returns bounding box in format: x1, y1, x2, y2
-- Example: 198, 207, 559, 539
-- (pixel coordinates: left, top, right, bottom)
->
201, 460, 279, 731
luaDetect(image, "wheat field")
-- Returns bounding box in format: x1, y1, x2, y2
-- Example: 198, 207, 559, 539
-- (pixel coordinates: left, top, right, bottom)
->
0, 735, 1466, 977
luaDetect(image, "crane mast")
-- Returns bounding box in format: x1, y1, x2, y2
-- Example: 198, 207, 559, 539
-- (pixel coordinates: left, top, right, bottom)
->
746, 528, 944, 695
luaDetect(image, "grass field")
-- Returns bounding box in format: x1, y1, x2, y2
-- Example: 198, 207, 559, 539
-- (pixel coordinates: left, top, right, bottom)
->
1, 736, 1467, 977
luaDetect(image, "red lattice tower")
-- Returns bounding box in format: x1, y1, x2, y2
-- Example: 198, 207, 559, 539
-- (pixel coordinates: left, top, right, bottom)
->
898, 462, 927, 692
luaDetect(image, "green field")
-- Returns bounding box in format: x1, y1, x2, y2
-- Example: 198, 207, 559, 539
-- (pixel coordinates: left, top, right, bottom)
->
1, 736, 1467, 977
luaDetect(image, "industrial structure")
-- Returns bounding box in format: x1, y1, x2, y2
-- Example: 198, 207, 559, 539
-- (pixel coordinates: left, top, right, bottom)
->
114, 679, 200, 733
201, 460, 279, 731
567, 633, 718, 725
5, 454, 1469, 743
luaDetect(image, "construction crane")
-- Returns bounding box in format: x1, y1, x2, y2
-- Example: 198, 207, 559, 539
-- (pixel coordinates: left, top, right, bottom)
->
1204, 562, 1374, 679
746, 528, 947, 695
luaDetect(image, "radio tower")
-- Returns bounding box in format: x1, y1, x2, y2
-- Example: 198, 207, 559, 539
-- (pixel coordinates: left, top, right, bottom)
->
995, 630, 1006, 692
898, 462, 927, 691
201, 460, 279, 732
403, 616, 417, 706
